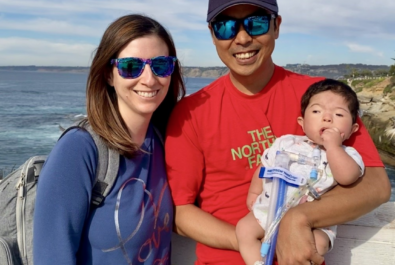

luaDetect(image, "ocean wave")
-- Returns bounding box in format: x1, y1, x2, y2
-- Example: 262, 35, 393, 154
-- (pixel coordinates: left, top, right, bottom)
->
20, 90, 43, 94
71, 113, 87, 120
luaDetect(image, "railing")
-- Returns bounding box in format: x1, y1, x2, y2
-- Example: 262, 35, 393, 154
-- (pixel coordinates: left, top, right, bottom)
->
171, 202, 395, 264
0, 166, 16, 181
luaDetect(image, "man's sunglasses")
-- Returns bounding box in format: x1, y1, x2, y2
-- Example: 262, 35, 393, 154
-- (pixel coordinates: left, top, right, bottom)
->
110, 56, 177, 79
211, 13, 276, 40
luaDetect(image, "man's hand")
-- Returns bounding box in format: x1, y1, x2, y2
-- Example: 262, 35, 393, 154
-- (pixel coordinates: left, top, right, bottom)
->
276, 208, 324, 265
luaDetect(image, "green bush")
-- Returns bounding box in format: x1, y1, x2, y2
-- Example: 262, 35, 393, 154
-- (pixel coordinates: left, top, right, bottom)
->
389, 65, 395, 76
354, 87, 363, 93
365, 78, 385, 88
351, 79, 375, 87
383, 85, 394, 95
362, 116, 395, 156
351, 80, 363, 87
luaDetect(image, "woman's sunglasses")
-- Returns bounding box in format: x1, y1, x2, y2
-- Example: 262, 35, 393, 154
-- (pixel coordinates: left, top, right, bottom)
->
211, 13, 276, 40
110, 56, 177, 79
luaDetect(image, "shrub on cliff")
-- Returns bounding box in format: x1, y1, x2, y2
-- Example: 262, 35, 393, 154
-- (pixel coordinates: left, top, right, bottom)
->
362, 115, 395, 159
384, 84, 394, 95
389, 65, 395, 76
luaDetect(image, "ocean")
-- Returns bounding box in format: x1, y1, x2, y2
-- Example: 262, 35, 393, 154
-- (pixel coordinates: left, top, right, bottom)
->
0, 70, 394, 201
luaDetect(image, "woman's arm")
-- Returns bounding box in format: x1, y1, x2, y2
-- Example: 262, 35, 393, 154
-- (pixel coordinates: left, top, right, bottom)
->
33, 130, 97, 264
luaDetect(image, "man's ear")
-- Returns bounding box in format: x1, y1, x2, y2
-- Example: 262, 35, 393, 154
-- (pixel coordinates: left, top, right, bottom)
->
274, 15, 282, 39
208, 24, 216, 46
297, 116, 304, 130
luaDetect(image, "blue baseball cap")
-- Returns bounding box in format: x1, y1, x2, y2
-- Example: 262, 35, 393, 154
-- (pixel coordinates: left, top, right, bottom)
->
207, 0, 279, 22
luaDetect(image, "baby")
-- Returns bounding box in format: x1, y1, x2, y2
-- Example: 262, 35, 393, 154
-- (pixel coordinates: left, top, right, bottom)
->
236, 79, 365, 265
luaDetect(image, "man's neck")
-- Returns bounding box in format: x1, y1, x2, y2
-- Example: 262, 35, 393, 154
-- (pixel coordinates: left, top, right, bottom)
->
229, 63, 275, 95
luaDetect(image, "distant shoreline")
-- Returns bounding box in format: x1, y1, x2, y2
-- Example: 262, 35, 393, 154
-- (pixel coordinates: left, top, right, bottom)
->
0, 68, 89, 74
0, 63, 391, 79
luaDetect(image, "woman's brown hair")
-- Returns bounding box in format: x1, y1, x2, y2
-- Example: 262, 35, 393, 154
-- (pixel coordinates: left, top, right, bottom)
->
86, 14, 185, 157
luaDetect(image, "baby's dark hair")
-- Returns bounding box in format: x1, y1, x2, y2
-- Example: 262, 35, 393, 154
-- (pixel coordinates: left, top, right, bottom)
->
300, 79, 360, 123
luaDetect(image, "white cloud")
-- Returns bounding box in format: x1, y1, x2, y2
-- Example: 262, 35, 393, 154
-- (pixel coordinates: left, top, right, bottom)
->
0, 0, 394, 66
0, 37, 96, 66
279, 0, 395, 40
346, 43, 384, 57
346, 43, 376, 53
176, 48, 194, 66
2, 0, 393, 41
0, 0, 208, 32
0, 18, 103, 37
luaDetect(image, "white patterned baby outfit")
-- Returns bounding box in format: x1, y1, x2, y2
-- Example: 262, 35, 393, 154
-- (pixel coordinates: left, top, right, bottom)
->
252, 134, 364, 250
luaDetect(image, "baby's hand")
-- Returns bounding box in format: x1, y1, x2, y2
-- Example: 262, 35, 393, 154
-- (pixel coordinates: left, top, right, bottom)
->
246, 193, 259, 211
321, 127, 343, 149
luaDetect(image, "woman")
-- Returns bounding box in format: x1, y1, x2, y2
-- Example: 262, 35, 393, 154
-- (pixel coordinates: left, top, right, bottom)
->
33, 14, 185, 265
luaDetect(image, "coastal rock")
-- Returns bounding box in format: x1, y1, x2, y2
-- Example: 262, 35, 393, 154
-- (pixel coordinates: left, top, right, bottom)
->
182, 67, 229, 78
362, 114, 395, 166
356, 77, 395, 166
201, 70, 224, 78
184, 68, 202, 77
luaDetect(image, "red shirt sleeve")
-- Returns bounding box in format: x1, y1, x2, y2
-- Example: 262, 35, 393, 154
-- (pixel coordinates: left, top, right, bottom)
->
165, 98, 204, 205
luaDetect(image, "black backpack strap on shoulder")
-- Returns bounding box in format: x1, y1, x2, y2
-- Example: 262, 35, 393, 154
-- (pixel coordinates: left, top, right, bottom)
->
82, 123, 120, 207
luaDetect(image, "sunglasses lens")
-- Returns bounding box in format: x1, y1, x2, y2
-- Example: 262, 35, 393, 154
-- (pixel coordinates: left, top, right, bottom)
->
212, 15, 271, 40
118, 58, 144, 78
151, 57, 175, 77
113, 57, 176, 78
244, 16, 270, 36
212, 20, 237, 40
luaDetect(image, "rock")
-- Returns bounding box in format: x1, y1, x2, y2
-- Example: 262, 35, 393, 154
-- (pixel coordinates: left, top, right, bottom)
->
355, 77, 395, 165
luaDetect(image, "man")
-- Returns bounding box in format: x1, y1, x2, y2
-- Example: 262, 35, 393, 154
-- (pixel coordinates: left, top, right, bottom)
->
165, 1, 391, 264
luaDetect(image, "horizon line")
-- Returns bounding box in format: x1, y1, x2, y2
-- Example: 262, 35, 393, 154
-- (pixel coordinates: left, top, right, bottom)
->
0, 63, 392, 68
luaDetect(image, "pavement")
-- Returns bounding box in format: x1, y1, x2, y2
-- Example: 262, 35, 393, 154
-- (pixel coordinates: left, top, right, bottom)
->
171, 233, 197, 265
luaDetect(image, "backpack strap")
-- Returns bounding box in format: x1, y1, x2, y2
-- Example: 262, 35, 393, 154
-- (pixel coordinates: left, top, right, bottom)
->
59, 122, 119, 207
58, 123, 162, 207
84, 125, 119, 207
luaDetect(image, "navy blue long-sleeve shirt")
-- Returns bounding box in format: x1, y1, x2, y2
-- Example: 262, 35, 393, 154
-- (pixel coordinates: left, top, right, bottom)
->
33, 126, 173, 264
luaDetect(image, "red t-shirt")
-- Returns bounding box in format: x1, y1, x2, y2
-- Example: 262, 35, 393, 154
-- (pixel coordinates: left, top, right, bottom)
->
165, 66, 383, 265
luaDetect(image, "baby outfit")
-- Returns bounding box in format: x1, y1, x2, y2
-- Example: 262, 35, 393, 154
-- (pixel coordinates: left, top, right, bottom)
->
252, 134, 364, 250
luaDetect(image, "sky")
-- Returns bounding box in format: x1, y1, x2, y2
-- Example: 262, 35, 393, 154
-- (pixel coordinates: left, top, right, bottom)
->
0, 0, 394, 67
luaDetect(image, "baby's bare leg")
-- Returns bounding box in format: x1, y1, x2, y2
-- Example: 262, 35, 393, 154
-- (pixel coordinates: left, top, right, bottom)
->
236, 212, 265, 265
313, 229, 330, 256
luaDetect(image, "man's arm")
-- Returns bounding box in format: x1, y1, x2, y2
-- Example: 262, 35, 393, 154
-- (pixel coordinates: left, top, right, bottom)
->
174, 204, 239, 251
276, 166, 391, 265
165, 100, 240, 252
305, 166, 390, 227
